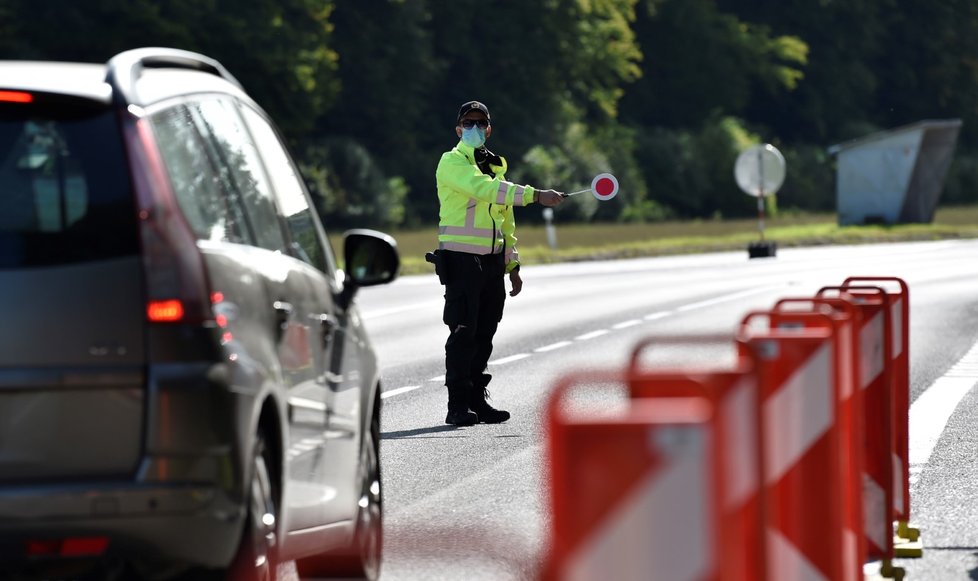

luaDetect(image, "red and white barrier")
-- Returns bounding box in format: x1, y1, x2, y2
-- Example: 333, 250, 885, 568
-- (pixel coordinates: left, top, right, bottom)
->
818, 286, 895, 564
771, 298, 866, 580
626, 339, 766, 581
842, 277, 918, 553
542, 276, 918, 580
739, 312, 855, 581
545, 371, 723, 581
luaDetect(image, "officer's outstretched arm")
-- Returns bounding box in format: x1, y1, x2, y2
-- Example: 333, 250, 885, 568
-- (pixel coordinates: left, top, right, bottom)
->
437, 152, 536, 207
536, 189, 566, 207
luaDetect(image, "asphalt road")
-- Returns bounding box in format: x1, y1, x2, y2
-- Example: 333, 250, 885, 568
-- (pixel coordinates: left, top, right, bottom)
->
313, 239, 978, 580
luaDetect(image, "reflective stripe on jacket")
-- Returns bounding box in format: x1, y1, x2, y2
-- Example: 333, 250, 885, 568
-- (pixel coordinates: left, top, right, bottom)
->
436, 140, 536, 273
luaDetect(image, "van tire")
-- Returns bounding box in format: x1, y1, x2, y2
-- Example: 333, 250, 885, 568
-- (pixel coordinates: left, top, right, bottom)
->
228, 434, 279, 581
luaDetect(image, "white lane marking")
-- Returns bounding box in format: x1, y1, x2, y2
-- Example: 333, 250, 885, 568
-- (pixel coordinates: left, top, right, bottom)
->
489, 353, 531, 365
384, 286, 789, 399
645, 311, 673, 321
382, 385, 422, 399
361, 299, 443, 319
909, 340, 978, 485
675, 285, 783, 313
576, 329, 610, 341
363, 283, 781, 321
535, 341, 573, 353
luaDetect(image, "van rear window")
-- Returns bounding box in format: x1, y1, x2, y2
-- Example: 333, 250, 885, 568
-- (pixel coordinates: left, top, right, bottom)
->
0, 104, 138, 268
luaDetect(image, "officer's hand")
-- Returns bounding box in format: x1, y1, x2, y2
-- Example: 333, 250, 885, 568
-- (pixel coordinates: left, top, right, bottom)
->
536, 189, 565, 207
509, 269, 523, 297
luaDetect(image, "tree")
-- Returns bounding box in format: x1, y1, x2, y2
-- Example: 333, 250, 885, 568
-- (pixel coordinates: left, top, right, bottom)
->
619, 0, 806, 219
423, 0, 644, 221
320, 0, 443, 226
620, 0, 807, 130
715, 0, 890, 144
871, 0, 978, 148
321, 0, 644, 224
0, 0, 338, 139
300, 137, 407, 230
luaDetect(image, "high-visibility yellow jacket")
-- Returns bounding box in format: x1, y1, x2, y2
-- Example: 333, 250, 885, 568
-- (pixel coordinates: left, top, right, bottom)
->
436, 140, 538, 273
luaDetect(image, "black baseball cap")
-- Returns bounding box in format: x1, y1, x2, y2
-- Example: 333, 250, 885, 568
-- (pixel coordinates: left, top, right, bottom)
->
457, 101, 490, 124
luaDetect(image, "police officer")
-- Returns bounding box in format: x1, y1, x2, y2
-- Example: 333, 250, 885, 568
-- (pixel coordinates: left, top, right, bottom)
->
435, 100, 565, 426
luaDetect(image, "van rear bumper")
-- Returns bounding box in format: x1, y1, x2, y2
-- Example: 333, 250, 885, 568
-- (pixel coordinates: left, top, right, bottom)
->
0, 484, 246, 567
0, 482, 245, 569
0, 354, 271, 571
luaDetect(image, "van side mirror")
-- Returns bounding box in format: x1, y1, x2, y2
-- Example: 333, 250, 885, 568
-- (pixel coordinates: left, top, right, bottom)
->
339, 229, 399, 308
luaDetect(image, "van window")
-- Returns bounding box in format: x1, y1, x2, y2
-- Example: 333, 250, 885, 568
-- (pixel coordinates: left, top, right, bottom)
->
238, 105, 335, 274
151, 104, 248, 244
193, 99, 288, 254
0, 104, 138, 268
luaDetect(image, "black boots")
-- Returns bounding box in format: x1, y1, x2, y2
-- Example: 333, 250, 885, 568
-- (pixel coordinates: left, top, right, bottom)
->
445, 408, 478, 426
470, 387, 510, 423
445, 383, 478, 426
470, 375, 510, 424
445, 380, 511, 425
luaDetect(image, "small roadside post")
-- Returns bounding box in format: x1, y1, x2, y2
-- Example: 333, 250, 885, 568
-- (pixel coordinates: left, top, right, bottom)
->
543, 207, 557, 250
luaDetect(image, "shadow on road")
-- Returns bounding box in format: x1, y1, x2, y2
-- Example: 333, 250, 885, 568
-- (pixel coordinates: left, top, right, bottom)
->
382, 424, 466, 439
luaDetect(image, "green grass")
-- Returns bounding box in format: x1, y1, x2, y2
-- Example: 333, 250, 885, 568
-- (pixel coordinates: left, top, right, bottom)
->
330, 205, 978, 276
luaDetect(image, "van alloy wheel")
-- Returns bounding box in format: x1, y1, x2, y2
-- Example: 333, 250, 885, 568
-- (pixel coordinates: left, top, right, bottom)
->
355, 399, 384, 580
236, 436, 278, 581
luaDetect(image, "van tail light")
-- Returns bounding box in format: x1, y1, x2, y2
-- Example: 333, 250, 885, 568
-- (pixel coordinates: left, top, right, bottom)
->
122, 112, 212, 325
26, 536, 109, 557
0, 90, 33, 103
147, 299, 185, 322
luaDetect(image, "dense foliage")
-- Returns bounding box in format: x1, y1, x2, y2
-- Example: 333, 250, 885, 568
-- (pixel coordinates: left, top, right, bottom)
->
5, 0, 977, 227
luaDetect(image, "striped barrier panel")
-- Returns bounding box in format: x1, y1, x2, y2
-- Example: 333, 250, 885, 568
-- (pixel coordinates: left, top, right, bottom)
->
544, 371, 724, 581
769, 300, 867, 581
625, 338, 766, 581
841, 277, 919, 556
738, 314, 849, 581
817, 286, 896, 569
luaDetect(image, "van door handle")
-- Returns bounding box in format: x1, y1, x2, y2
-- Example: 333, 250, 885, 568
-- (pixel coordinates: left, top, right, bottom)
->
273, 301, 293, 336
311, 313, 338, 344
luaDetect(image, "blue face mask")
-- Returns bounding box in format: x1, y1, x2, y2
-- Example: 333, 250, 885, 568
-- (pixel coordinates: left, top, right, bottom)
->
461, 126, 486, 148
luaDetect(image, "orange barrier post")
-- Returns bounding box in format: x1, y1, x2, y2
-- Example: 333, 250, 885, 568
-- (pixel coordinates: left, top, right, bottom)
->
770, 298, 866, 581
816, 286, 902, 578
626, 337, 766, 581
841, 277, 920, 558
738, 312, 851, 581
544, 371, 724, 581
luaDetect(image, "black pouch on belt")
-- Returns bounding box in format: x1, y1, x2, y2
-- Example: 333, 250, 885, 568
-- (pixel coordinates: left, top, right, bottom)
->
425, 250, 450, 285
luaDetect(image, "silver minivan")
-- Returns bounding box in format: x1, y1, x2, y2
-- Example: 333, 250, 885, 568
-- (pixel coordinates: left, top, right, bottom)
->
0, 48, 398, 581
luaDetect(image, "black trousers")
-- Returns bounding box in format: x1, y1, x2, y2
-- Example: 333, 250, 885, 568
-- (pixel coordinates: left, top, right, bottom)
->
442, 250, 506, 393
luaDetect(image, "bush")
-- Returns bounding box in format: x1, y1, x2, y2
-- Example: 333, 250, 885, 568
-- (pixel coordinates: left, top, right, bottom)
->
512, 123, 612, 223
511, 121, 652, 223
298, 137, 407, 230
634, 115, 762, 219
777, 144, 835, 212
